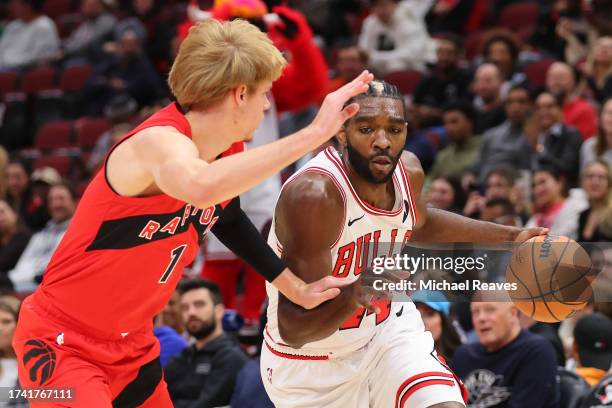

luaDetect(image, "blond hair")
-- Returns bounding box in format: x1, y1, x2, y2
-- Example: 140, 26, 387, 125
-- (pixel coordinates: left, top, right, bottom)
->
168, 19, 286, 109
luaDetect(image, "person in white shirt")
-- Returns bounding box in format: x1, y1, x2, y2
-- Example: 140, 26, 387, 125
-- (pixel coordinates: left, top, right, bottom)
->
358, 0, 437, 75
9, 183, 75, 293
0, 0, 60, 70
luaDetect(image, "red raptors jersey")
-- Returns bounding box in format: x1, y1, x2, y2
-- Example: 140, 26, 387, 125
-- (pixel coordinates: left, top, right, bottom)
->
33, 103, 243, 338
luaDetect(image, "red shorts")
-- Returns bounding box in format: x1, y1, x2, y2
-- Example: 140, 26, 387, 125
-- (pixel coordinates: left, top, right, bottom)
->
13, 296, 173, 408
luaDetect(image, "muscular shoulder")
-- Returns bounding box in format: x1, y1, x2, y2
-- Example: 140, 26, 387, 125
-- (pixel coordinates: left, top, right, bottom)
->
400, 151, 425, 192
275, 171, 345, 249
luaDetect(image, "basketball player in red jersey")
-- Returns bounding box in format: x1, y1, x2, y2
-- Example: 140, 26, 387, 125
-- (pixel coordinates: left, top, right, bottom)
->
12, 20, 374, 407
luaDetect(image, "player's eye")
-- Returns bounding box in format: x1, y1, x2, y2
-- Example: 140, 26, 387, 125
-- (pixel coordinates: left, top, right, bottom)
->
389, 127, 402, 134
359, 127, 373, 134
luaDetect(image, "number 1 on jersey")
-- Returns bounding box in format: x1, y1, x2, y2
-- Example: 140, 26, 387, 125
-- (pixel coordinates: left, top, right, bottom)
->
159, 244, 187, 283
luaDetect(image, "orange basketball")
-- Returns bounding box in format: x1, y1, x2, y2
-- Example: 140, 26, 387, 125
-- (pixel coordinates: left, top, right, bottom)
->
505, 234, 594, 323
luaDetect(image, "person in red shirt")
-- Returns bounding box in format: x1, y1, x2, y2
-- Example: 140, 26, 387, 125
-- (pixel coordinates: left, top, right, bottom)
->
546, 61, 598, 140
13, 19, 373, 407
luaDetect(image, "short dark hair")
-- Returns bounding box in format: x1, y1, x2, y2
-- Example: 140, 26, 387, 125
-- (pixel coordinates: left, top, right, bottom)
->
485, 198, 515, 215
507, 83, 533, 100
534, 160, 562, 180
24, 0, 45, 12
442, 100, 476, 124
482, 31, 520, 64
535, 90, 563, 107
178, 279, 223, 305
343, 79, 405, 123
435, 33, 464, 53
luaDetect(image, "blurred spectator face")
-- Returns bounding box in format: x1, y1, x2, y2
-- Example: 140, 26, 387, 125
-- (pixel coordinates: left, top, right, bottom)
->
161, 291, 183, 333
81, 0, 103, 19
336, 47, 367, 81
594, 37, 612, 64
0, 201, 17, 235
486, 40, 514, 78
443, 109, 473, 143
473, 64, 502, 105
581, 161, 610, 202
9, 0, 31, 20
485, 173, 513, 201
535, 92, 562, 131
48, 185, 76, 223
6, 163, 28, 199
371, 0, 397, 25
480, 201, 517, 226
180, 288, 223, 340
415, 303, 442, 342
436, 39, 458, 72
505, 88, 531, 126
471, 302, 518, 352
133, 0, 154, 15
546, 62, 575, 100
601, 99, 612, 137
119, 31, 142, 60
532, 170, 563, 210
427, 179, 455, 210
0, 308, 16, 352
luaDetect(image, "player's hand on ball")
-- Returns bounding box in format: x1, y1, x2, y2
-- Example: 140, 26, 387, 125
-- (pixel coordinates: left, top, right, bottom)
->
309, 70, 374, 144
515, 227, 549, 243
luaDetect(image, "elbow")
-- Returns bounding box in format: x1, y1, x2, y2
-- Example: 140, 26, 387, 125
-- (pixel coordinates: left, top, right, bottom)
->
187, 176, 223, 209
278, 313, 309, 348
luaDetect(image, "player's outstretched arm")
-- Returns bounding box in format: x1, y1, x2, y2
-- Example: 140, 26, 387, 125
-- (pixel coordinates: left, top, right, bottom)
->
118, 71, 373, 210
400, 152, 547, 244
274, 173, 365, 347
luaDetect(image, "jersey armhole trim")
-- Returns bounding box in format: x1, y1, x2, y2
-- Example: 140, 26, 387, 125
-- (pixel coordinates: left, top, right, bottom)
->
399, 160, 419, 227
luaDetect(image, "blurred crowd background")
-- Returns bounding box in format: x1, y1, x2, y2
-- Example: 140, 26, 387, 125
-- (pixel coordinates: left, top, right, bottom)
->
0, 0, 609, 407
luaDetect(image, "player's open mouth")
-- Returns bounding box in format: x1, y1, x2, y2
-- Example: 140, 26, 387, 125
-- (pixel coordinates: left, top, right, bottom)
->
371, 157, 392, 172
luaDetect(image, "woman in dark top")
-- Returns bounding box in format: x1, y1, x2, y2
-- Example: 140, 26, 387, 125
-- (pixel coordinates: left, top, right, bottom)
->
578, 159, 612, 242
0, 200, 31, 292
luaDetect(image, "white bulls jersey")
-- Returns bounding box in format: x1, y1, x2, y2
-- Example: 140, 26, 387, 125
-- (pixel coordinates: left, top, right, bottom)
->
265, 146, 420, 356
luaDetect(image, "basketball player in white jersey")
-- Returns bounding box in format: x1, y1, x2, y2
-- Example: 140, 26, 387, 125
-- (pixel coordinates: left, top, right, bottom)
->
261, 80, 545, 408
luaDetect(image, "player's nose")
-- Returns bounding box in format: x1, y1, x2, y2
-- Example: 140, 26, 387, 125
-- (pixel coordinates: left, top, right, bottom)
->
372, 129, 391, 149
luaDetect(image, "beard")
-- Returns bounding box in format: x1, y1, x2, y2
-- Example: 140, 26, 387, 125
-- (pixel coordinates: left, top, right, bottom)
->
186, 317, 217, 340
345, 141, 402, 184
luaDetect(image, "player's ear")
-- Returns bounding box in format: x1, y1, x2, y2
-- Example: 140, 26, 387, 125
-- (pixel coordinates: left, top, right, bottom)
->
336, 125, 348, 148
233, 85, 249, 106
214, 304, 225, 321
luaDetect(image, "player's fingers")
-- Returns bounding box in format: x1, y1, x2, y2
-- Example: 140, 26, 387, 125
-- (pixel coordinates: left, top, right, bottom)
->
341, 103, 360, 121
337, 71, 373, 99
315, 288, 341, 305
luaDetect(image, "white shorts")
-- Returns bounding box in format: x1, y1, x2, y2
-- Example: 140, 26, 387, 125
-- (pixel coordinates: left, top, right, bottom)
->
260, 306, 466, 408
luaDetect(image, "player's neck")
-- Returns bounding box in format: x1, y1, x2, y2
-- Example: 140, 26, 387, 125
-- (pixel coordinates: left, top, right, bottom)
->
185, 109, 239, 162
342, 155, 396, 211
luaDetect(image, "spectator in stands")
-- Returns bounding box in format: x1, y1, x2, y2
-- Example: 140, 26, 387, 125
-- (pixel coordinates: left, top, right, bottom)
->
546, 61, 598, 139
158, 289, 185, 336
425, 0, 486, 35
55, 0, 116, 65
532, 91, 583, 186
472, 84, 533, 183
0, 0, 60, 70
404, 100, 437, 171
471, 63, 506, 134
578, 160, 612, 242
323, 45, 368, 97
165, 279, 247, 407
412, 290, 463, 364
413, 34, 472, 127
581, 97, 612, 169
451, 294, 560, 408
480, 30, 526, 98
154, 312, 187, 368
526, 164, 581, 234
84, 28, 162, 114
0, 200, 30, 287
9, 182, 76, 292
428, 101, 481, 180
5, 160, 52, 232
0, 296, 21, 391
87, 122, 133, 173
573, 312, 612, 386
584, 36, 612, 104
479, 198, 520, 226
426, 176, 466, 213
519, 314, 566, 367
358, 0, 437, 75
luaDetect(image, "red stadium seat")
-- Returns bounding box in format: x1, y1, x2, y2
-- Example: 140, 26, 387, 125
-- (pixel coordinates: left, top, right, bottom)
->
43, 0, 74, 19
74, 117, 112, 150
32, 155, 72, 177
34, 121, 73, 150
60, 65, 92, 93
383, 70, 422, 96
0, 72, 18, 96
21, 67, 56, 93
524, 59, 556, 88
464, 31, 486, 60
498, 2, 539, 32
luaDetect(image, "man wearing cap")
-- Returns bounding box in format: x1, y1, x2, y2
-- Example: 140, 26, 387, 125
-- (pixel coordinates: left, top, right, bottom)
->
573, 312, 612, 386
